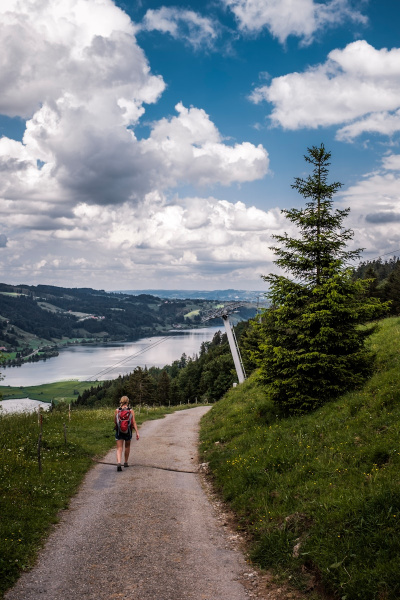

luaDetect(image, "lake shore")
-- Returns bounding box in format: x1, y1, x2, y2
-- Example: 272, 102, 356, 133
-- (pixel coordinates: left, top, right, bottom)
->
0, 325, 207, 369
0, 326, 220, 388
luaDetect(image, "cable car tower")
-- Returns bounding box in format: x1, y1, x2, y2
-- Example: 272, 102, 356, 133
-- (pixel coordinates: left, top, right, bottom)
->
202, 302, 246, 384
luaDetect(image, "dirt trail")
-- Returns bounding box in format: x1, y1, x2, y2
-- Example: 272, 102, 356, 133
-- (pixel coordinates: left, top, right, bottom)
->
6, 407, 255, 600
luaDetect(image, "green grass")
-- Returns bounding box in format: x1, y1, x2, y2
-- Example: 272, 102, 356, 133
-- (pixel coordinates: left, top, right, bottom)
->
0, 292, 22, 297
184, 309, 200, 318
0, 381, 93, 403
0, 403, 206, 598
200, 316, 400, 600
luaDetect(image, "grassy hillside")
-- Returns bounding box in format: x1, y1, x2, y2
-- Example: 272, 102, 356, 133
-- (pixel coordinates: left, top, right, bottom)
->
200, 316, 400, 600
0, 381, 93, 403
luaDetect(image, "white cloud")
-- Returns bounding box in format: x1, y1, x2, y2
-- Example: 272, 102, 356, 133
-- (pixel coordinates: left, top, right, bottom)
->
0, 0, 166, 206
0, 0, 163, 120
0, 192, 283, 288
0, 100, 268, 210
337, 110, 400, 141
338, 154, 400, 258
251, 40, 400, 139
382, 154, 400, 171
139, 6, 218, 50
222, 0, 366, 43
141, 103, 269, 187
0, 0, 271, 289
0, 1, 268, 209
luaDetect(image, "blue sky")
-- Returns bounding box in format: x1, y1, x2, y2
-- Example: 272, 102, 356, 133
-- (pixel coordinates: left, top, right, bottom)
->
0, 0, 399, 290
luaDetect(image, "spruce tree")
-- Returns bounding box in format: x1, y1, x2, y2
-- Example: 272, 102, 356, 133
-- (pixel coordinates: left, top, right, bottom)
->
384, 262, 400, 315
156, 370, 171, 406
256, 144, 387, 414
127, 367, 154, 405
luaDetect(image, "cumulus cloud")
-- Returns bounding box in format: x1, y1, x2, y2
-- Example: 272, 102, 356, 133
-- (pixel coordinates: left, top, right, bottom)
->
0, 1, 268, 211
0, 192, 283, 287
382, 154, 400, 171
251, 40, 400, 139
365, 212, 400, 224
0, 0, 163, 120
337, 110, 400, 141
222, 0, 366, 43
0, 0, 166, 206
0, 0, 272, 289
141, 103, 269, 187
339, 154, 400, 257
0, 100, 268, 210
139, 6, 219, 50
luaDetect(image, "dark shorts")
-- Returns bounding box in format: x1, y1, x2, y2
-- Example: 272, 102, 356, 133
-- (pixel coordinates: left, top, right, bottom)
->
115, 430, 132, 441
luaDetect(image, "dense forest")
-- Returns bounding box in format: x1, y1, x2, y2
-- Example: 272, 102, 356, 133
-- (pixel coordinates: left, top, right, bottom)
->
353, 256, 400, 315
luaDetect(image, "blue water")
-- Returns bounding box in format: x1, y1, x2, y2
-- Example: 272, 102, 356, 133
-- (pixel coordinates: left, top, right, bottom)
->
1, 327, 221, 386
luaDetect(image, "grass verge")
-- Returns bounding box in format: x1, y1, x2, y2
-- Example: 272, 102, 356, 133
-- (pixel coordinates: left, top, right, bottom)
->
0, 381, 93, 403
0, 402, 204, 598
200, 316, 400, 600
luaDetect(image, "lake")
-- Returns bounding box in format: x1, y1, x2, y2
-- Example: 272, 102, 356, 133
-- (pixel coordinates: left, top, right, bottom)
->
0, 327, 221, 387
0, 398, 51, 414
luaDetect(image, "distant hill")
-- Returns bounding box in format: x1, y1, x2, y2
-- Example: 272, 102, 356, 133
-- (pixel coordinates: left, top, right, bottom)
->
0, 282, 257, 363
116, 289, 267, 302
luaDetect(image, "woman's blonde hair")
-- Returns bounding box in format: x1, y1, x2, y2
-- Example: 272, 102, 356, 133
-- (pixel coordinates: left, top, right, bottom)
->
119, 396, 130, 407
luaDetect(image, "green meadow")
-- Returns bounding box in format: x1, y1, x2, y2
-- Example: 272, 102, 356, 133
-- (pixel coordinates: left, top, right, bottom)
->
0, 380, 92, 403
200, 316, 400, 600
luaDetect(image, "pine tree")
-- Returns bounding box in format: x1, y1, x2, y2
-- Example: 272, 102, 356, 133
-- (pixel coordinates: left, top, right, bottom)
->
362, 266, 381, 300
384, 262, 400, 315
169, 378, 181, 405
127, 367, 155, 405
156, 370, 171, 406
256, 145, 387, 414
270, 144, 360, 286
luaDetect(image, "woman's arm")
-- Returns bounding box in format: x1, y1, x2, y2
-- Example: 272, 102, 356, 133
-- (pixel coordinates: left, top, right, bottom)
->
131, 410, 140, 440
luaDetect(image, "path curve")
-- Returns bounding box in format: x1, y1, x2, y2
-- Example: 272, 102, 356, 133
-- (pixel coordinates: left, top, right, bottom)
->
6, 407, 252, 600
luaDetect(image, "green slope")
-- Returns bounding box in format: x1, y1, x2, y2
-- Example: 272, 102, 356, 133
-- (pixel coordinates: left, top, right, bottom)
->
0, 381, 93, 403
200, 316, 400, 600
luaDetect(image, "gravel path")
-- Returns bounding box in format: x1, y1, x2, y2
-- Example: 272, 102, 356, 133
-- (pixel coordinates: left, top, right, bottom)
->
5, 407, 253, 600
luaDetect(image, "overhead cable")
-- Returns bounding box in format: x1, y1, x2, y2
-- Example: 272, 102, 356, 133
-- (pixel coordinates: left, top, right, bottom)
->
85, 336, 169, 381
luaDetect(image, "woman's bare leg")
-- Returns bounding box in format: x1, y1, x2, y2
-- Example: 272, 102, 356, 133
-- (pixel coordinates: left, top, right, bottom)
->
124, 440, 131, 464
116, 439, 124, 464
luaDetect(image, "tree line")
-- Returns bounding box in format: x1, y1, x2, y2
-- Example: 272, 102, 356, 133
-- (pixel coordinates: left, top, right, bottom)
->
353, 257, 400, 315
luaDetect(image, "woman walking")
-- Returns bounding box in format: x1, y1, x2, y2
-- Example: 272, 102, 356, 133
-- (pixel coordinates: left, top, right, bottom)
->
115, 396, 139, 471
